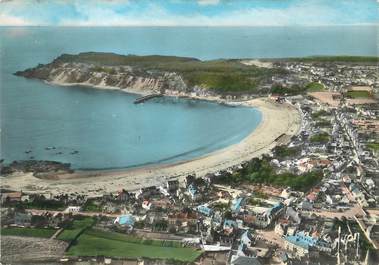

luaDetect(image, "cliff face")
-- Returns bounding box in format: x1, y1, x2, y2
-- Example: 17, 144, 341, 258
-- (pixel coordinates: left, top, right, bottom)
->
15, 61, 189, 95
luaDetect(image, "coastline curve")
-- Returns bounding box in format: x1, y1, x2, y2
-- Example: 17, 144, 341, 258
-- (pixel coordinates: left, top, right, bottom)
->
0, 98, 301, 196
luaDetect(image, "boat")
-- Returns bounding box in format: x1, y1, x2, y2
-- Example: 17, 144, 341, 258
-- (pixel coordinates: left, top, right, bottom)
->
45, 146, 56, 150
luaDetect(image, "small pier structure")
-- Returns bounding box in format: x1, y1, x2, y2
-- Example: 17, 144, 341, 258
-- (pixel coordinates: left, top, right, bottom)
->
134, 94, 163, 104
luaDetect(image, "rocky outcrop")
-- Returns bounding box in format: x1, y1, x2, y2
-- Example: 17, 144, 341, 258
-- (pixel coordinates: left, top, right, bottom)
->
15, 61, 189, 95
0, 160, 73, 176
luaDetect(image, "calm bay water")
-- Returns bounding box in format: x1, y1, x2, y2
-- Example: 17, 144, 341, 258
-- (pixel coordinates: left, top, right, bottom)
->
0, 26, 377, 169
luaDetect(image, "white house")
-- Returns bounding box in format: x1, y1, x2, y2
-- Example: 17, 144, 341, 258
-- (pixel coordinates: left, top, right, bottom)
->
64, 206, 81, 214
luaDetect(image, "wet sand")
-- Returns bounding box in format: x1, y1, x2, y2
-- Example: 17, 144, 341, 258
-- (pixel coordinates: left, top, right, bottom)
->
0, 98, 301, 196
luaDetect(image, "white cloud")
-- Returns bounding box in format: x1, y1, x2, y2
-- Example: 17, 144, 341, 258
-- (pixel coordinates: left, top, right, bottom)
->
0, 0, 377, 26
61, 2, 374, 27
98, 0, 129, 5
197, 0, 220, 6
0, 14, 29, 25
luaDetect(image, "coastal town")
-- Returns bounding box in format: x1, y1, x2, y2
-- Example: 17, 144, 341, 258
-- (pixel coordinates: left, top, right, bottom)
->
1, 57, 379, 265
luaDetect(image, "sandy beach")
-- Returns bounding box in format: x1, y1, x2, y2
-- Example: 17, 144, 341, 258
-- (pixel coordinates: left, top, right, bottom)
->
1, 97, 301, 196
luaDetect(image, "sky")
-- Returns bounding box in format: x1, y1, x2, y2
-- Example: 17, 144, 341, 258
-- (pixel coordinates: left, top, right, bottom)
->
0, 0, 378, 26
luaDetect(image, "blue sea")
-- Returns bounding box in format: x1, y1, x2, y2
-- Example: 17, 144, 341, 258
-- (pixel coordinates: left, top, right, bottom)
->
0, 26, 377, 169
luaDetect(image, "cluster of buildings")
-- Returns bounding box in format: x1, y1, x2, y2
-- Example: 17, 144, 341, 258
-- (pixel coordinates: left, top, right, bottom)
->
1, 156, 378, 265
276, 61, 379, 92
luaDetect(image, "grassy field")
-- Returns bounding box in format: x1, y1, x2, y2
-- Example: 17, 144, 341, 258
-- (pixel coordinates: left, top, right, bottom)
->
274, 145, 300, 158
1, 227, 56, 238
311, 110, 329, 119
82, 199, 102, 212
67, 229, 202, 262
346, 90, 372, 98
56, 52, 285, 94
271, 83, 306, 95
306, 82, 325, 92
367, 142, 379, 151
57, 217, 95, 241
310, 132, 330, 143
315, 119, 331, 127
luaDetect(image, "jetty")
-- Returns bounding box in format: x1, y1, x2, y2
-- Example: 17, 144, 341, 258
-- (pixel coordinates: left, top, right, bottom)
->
134, 94, 163, 104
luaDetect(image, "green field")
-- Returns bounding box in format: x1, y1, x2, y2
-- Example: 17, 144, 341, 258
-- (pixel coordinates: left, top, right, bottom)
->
310, 132, 330, 143
67, 229, 202, 262
271, 83, 307, 95
315, 119, 331, 127
1, 227, 56, 238
346, 90, 372, 98
367, 142, 379, 151
274, 145, 301, 158
82, 199, 102, 212
57, 217, 95, 241
311, 110, 329, 119
306, 82, 325, 92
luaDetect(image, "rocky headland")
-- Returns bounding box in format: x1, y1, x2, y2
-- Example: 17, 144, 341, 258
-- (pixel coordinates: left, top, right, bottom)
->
15, 56, 190, 96
14, 52, 284, 97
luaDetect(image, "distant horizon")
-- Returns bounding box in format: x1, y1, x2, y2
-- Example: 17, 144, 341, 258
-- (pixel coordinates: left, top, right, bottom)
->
17, 50, 379, 60
1, 26, 376, 60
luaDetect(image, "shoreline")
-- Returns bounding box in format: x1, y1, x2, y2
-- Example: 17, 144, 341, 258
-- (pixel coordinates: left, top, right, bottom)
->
45, 80, 153, 96
1, 82, 301, 196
